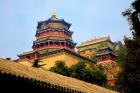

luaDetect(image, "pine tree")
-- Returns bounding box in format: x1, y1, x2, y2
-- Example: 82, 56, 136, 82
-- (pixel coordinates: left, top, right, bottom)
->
117, 0, 140, 93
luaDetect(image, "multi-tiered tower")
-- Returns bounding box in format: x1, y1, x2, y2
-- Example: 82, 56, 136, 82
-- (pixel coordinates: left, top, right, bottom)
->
33, 13, 76, 52
18, 13, 76, 60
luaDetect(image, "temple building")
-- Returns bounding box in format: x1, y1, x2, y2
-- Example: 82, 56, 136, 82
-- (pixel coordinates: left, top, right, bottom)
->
95, 47, 118, 86
95, 47, 116, 63
33, 12, 76, 52
16, 13, 119, 86
17, 13, 94, 69
77, 37, 118, 86
77, 36, 114, 59
18, 12, 76, 60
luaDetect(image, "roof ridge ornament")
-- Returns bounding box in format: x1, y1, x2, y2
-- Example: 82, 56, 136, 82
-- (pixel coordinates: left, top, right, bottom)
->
51, 10, 58, 20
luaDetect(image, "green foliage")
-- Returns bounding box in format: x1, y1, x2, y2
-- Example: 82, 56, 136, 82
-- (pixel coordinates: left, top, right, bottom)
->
69, 62, 106, 86
49, 61, 69, 76
113, 41, 126, 64
92, 69, 106, 86
115, 46, 126, 63
69, 62, 87, 80
50, 61, 106, 86
91, 65, 106, 86
116, 71, 125, 92
116, 0, 140, 93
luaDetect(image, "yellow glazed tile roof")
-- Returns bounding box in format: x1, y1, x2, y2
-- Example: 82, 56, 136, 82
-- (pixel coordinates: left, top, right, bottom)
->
0, 58, 118, 93
79, 36, 110, 47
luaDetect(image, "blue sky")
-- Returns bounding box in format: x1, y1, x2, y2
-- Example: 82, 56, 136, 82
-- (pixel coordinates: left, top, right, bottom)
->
0, 0, 132, 59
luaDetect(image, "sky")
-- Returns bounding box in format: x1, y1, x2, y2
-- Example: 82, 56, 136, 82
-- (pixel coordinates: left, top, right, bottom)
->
0, 0, 132, 59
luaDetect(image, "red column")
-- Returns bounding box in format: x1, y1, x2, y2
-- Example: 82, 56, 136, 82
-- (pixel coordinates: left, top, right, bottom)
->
48, 41, 50, 47
100, 57, 103, 61
64, 42, 66, 48
108, 56, 111, 60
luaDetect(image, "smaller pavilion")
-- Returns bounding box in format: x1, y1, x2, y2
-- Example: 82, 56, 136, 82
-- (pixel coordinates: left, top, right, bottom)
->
95, 47, 116, 63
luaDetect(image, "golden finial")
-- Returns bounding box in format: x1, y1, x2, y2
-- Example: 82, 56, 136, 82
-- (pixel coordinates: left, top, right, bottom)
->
51, 10, 57, 20
52, 10, 56, 16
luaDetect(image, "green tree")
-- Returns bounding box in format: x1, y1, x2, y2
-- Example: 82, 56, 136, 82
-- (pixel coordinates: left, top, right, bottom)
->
92, 69, 106, 86
69, 62, 87, 80
115, 46, 126, 63
117, 0, 140, 93
69, 62, 106, 86
50, 61, 106, 86
49, 61, 69, 76
91, 65, 106, 86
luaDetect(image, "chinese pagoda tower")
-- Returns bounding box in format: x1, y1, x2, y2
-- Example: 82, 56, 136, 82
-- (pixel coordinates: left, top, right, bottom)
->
18, 12, 76, 60
33, 12, 76, 52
